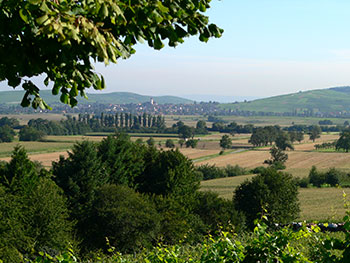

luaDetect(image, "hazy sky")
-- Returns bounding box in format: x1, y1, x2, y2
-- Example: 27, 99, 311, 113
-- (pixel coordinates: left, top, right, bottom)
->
3, 0, 350, 101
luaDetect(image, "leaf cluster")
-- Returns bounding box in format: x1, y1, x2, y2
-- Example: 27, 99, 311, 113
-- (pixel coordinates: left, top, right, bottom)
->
0, 0, 222, 109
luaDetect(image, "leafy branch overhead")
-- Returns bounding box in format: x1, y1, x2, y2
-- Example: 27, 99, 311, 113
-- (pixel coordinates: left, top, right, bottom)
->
0, 0, 223, 109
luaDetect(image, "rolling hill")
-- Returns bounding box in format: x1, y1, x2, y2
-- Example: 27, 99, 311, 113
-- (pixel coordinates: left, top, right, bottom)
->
0, 90, 193, 105
220, 86, 350, 114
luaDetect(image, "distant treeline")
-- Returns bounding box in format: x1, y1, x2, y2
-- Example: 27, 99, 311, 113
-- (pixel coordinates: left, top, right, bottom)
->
26, 113, 167, 136
78, 112, 166, 132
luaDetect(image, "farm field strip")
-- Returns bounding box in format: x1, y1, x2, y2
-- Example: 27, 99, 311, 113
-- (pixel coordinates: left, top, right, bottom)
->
193, 149, 248, 163
200, 175, 350, 221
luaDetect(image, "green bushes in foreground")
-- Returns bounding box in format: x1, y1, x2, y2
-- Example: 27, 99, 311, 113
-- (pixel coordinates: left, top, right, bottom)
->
0, 134, 301, 261
25, 211, 350, 262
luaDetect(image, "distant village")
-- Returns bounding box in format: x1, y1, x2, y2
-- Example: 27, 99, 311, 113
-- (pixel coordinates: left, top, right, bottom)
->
2, 97, 350, 118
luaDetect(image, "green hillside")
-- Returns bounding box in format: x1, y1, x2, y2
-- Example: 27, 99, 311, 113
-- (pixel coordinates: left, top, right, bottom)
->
220, 86, 350, 114
0, 90, 193, 105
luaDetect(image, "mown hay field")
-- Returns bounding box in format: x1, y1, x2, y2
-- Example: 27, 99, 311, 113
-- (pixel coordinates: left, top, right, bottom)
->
200, 175, 350, 222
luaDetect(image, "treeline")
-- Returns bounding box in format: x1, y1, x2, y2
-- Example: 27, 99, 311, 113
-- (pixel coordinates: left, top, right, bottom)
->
77, 112, 166, 132
296, 166, 350, 188
249, 126, 304, 147
196, 164, 249, 180
0, 135, 241, 261
0, 134, 300, 261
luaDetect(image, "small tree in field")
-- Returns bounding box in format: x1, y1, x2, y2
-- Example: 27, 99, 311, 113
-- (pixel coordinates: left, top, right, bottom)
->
275, 132, 294, 151
220, 135, 232, 150
309, 125, 322, 142
264, 146, 288, 170
296, 131, 304, 143
336, 131, 350, 152
178, 139, 185, 148
165, 139, 175, 148
147, 137, 155, 147
186, 139, 198, 148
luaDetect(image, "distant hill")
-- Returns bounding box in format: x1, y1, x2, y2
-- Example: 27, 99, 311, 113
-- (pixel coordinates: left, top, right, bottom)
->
0, 90, 193, 105
220, 86, 350, 114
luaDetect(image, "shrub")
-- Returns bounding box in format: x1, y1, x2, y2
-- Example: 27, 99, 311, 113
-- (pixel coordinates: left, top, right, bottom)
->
194, 191, 245, 233
225, 165, 247, 177
0, 147, 74, 260
165, 139, 175, 148
234, 168, 299, 228
91, 184, 160, 252
196, 164, 247, 181
19, 126, 45, 141
295, 177, 310, 188
146, 137, 155, 146
308, 166, 326, 187
185, 139, 198, 148
325, 168, 341, 186
0, 125, 16, 142
196, 164, 226, 180
250, 166, 267, 174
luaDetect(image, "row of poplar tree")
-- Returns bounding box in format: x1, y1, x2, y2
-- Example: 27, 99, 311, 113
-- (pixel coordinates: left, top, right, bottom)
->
78, 112, 166, 130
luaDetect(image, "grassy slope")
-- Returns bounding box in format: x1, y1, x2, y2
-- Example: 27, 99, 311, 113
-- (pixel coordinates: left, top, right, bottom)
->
0, 90, 193, 105
220, 86, 350, 113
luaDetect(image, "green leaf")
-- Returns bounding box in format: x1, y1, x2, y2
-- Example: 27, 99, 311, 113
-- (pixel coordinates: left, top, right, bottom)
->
70, 98, 78, 107
52, 84, 60, 95
29, 0, 42, 5
7, 77, 21, 88
99, 3, 109, 19
69, 84, 79, 97
154, 38, 164, 50
36, 15, 49, 25
19, 9, 29, 24
21, 92, 31, 107
199, 2, 207, 12
60, 93, 69, 104
44, 76, 49, 86
101, 75, 106, 89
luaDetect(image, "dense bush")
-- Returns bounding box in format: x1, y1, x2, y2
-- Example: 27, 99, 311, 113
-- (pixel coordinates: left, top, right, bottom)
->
185, 138, 199, 148
0, 117, 20, 128
234, 168, 299, 228
0, 147, 74, 261
165, 139, 175, 148
19, 126, 45, 141
306, 166, 343, 187
194, 191, 245, 233
98, 134, 145, 186
0, 125, 15, 142
196, 164, 248, 180
32, 216, 350, 262
91, 184, 160, 252
52, 141, 106, 249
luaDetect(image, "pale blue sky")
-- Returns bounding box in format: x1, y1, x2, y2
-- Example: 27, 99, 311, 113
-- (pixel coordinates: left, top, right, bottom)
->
96, 0, 350, 101
3, 0, 350, 102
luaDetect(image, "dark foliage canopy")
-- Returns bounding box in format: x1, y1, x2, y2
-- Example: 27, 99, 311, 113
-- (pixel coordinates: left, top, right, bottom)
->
0, 0, 222, 109
234, 168, 299, 227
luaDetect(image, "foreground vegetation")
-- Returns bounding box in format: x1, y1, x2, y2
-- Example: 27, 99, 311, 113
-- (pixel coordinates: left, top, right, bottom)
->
21, 214, 350, 262
0, 133, 303, 261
